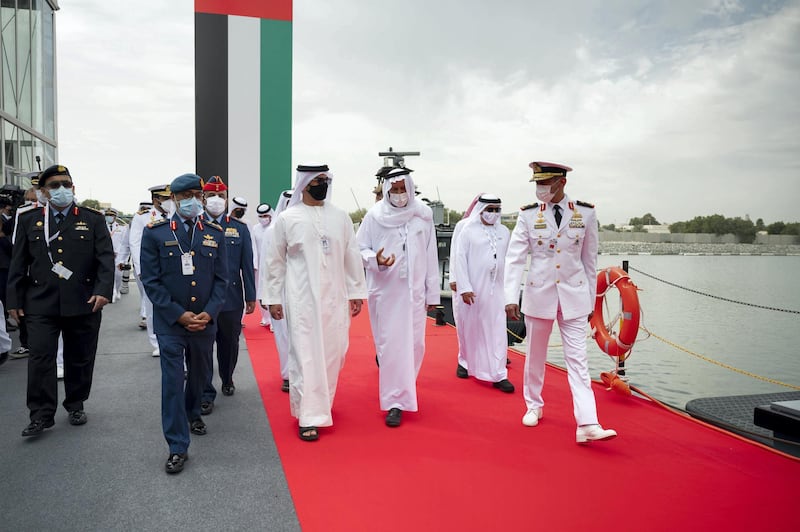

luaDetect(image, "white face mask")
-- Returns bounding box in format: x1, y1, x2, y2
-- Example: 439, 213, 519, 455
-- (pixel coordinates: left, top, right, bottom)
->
159, 199, 174, 215
481, 211, 500, 225
258, 216, 272, 226
205, 196, 226, 217
535, 183, 556, 203
105, 216, 115, 225
389, 192, 409, 208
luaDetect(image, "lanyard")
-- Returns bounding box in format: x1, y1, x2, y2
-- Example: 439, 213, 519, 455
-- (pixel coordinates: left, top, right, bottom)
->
42, 207, 64, 267
170, 218, 201, 254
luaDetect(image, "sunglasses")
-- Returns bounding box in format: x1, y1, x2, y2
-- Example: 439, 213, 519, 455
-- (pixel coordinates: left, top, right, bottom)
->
46, 180, 74, 190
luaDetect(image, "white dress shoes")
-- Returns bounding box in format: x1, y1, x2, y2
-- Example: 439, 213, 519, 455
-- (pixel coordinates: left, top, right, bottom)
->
576, 424, 617, 443
522, 407, 543, 427
152, 348, 160, 357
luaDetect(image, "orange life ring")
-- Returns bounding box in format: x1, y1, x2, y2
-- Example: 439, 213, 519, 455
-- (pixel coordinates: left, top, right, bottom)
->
591, 267, 640, 358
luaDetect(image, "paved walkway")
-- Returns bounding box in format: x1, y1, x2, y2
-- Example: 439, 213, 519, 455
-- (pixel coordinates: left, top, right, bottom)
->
0, 281, 299, 531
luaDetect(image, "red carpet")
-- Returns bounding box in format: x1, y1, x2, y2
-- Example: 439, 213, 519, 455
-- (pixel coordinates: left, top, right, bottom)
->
244, 309, 799, 532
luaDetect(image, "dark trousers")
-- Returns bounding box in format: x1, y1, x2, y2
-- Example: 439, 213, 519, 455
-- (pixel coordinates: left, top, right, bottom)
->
202, 309, 242, 402
25, 312, 102, 421
18, 314, 28, 347
158, 333, 213, 454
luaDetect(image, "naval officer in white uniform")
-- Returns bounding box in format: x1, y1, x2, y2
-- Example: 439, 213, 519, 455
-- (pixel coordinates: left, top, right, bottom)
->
503, 161, 616, 443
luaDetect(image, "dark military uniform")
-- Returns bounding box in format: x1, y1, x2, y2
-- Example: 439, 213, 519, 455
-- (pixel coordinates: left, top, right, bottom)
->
7, 203, 114, 423
140, 214, 228, 455
201, 214, 255, 403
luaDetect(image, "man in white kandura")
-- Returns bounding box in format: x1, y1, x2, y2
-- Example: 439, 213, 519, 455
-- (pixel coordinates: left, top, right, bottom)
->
259, 190, 293, 392
504, 161, 617, 443
448, 192, 482, 380
356, 167, 440, 428
265, 164, 367, 442
250, 202, 273, 327
453, 194, 514, 392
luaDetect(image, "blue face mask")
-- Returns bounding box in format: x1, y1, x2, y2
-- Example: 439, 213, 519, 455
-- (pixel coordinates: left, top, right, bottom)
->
177, 197, 203, 219
48, 186, 74, 208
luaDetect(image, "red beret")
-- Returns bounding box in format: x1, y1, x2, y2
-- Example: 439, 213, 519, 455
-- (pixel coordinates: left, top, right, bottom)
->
203, 175, 228, 192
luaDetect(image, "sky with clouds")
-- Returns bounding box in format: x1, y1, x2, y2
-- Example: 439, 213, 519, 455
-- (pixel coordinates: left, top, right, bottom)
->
56, 0, 799, 226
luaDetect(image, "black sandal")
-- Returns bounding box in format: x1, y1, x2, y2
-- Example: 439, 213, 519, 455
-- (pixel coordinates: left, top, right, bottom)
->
299, 426, 319, 441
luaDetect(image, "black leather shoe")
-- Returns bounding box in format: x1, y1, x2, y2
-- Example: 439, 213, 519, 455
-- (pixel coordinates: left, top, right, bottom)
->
385, 408, 402, 427
0, 350, 8, 366
200, 401, 214, 415
281, 379, 289, 393
190, 419, 207, 435
68, 410, 88, 425
492, 379, 515, 393
21, 418, 55, 437
221, 384, 235, 396
165, 453, 188, 474
456, 364, 468, 379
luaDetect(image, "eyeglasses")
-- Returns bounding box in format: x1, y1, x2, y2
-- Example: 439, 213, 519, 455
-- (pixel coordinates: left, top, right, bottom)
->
484, 207, 501, 213
46, 180, 73, 190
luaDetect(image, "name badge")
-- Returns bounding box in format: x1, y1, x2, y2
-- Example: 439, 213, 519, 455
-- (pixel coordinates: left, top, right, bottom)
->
534, 223, 547, 229
181, 253, 194, 276
321, 236, 331, 255
52, 262, 73, 280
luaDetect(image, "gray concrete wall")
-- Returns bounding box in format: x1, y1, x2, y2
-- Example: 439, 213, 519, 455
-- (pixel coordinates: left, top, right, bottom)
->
600, 231, 799, 245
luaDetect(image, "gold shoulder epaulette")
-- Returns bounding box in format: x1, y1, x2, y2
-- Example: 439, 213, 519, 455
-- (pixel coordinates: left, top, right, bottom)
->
205, 221, 223, 231
520, 202, 539, 211
576, 200, 594, 208
147, 218, 168, 228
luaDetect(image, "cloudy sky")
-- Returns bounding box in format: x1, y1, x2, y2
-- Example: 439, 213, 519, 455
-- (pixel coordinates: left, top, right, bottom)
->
56, 0, 799, 226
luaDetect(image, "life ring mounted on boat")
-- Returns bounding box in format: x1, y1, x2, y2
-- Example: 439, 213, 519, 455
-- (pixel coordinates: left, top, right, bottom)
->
590, 267, 640, 359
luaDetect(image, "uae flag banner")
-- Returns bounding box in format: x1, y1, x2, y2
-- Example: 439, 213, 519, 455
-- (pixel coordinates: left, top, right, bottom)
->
194, 0, 292, 207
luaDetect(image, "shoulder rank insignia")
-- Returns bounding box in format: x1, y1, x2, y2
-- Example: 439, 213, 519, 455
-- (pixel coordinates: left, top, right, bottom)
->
205, 221, 223, 232
147, 218, 168, 229
576, 200, 594, 209
520, 202, 539, 211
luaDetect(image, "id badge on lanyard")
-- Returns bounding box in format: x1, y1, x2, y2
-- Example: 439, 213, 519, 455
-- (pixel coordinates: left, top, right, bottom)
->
181, 253, 194, 275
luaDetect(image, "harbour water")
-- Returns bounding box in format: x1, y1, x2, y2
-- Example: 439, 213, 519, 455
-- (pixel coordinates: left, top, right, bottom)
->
562, 254, 800, 408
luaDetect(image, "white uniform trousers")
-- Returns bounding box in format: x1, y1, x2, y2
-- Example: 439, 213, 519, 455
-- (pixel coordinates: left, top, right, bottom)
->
135, 276, 159, 350
523, 309, 599, 426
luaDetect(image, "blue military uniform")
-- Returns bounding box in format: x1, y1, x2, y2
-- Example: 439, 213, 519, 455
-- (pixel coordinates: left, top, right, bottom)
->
139, 174, 228, 464
201, 212, 256, 404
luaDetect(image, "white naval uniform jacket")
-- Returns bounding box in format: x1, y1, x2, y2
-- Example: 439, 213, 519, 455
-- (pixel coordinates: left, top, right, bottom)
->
503, 194, 598, 321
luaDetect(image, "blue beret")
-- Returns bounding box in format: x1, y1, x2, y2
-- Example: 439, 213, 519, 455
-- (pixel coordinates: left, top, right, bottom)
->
170, 173, 204, 194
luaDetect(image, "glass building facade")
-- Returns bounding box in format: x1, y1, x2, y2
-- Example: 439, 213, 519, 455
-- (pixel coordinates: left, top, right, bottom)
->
0, 0, 58, 188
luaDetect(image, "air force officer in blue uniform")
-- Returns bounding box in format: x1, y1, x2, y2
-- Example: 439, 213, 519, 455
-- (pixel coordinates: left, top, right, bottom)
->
199, 176, 256, 412
140, 173, 228, 474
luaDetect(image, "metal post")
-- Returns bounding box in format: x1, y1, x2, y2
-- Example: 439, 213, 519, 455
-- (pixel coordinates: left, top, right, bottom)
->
618, 260, 628, 377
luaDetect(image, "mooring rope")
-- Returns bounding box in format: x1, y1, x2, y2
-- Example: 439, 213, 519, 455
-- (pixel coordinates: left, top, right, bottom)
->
628, 265, 800, 314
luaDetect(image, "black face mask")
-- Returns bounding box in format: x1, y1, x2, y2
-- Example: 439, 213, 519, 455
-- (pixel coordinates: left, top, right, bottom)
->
232, 209, 245, 218
307, 181, 328, 201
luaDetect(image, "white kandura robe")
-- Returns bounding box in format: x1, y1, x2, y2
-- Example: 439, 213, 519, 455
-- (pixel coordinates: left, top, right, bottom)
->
251, 220, 272, 325
356, 208, 440, 412
448, 218, 470, 369
259, 223, 290, 379
454, 220, 510, 382
265, 203, 367, 427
